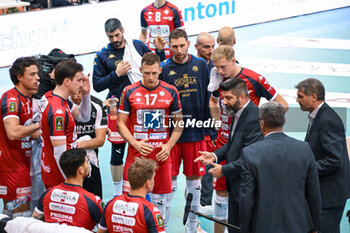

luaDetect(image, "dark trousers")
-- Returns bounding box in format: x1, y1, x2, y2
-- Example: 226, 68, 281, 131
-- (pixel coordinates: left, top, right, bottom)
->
83, 164, 103, 198
200, 165, 213, 206
228, 191, 240, 233
319, 202, 346, 233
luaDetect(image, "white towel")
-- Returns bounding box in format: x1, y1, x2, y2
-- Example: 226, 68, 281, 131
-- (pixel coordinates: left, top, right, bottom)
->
207, 67, 223, 92
76, 135, 98, 167
4, 217, 92, 233
123, 39, 143, 84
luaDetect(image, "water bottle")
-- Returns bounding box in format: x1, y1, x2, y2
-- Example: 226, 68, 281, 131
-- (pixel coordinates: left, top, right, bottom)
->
109, 95, 118, 120
6, 196, 30, 211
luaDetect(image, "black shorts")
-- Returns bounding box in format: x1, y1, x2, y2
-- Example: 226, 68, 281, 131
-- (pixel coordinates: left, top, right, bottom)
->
110, 142, 127, 166
83, 163, 102, 198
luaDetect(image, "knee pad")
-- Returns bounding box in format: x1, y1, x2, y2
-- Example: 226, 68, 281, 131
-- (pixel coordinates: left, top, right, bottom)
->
214, 195, 228, 220
110, 143, 126, 166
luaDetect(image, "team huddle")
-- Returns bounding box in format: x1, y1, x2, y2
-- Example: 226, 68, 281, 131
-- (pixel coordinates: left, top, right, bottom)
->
1, 1, 349, 233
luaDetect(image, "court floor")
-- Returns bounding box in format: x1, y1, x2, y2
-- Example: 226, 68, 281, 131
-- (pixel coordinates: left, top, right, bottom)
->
0, 6, 350, 232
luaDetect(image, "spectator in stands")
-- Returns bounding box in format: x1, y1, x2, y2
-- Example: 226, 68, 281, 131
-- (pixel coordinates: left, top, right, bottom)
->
32, 148, 103, 231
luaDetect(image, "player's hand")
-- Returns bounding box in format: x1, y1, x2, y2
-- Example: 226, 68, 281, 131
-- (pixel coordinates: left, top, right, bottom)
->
153, 34, 166, 52
134, 138, 153, 156
194, 151, 215, 165
115, 61, 131, 77
31, 123, 41, 140
208, 162, 223, 178
104, 97, 119, 108
81, 73, 91, 95
211, 139, 216, 148
155, 143, 171, 162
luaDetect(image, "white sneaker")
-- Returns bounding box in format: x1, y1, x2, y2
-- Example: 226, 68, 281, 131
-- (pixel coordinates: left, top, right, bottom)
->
198, 204, 214, 216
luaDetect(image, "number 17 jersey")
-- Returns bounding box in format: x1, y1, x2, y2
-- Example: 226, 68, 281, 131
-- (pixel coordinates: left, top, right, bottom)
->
119, 80, 181, 164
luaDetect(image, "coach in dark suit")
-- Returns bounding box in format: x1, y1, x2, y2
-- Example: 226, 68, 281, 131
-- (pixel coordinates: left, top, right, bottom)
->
296, 78, 350, 233
195, 78, 263, 232
239, 102, 321, 233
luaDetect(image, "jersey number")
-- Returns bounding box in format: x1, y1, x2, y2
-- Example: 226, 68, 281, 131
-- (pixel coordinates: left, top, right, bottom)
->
155, 12, 161, 22
145, 94, 158, 105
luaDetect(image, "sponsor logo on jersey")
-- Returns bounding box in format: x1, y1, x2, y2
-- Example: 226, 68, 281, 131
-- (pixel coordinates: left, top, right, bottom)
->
143, 110, 163, 129
136, 98, 141, 102
135, 92, 142, 97
134, 125, 148, 132
9, 97, 16, 101
55, 117, 63, 131
174, 74, 197, 88
16, 187, 30, 197
156, 214, 164, 226
163, 16, 174, 21
55, 109, 64, 115
147, 11, 153, 15
22, 142, 32, 149
111, 214, 136, 226
50, 189, 79, 205
221, 115, 228, 123
113, 225, 133, 233
169, 70, 177, 76
8, 102, 17, 112
159, 91, 165, 96
153, 207, 160, 213
49, 202, 76, 214
192, 65, 199, 72
149, 133, 167, 140
50, 212, 73, 222
113, 200, 139, 216
133, 132, 148, 140
222, 123, 229, 131
108, 54, 116, 59
158, 99, 172, 105
0, 186, 7, 195
164, 9, 169, 14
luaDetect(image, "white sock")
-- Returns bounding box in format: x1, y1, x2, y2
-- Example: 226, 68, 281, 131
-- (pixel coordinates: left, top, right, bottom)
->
150, 193, 166, 221
12, 210, 32, 218
214, 194, 228, 220
164, 180, 177, 231
186, 179, 201, 233
113, 181, 123, 196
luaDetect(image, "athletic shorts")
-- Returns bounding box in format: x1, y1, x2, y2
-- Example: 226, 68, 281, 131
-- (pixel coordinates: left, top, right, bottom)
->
213, 139, 227, 191
171, 140, 206, 177
123, 161, 172, 194
110, 142, 127, 166
83, 164, 103, 198
0, 171, 31, 201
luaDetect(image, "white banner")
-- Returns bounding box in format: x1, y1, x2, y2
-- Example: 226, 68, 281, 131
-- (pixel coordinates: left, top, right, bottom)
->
0, 0, 349, 67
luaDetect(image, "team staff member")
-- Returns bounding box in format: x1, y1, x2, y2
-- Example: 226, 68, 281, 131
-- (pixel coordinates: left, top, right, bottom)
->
196, 78, 263, 233
97, 157, 166, 233
140, 0, 184, 59
71, 90, 107, 198
33, 148, 103, 231
93, 18, 166, 196
40, 60, 91, 188
0, 57, 40, 217
240, 102, 320, 233
117, 52, 183, 230
296, 78, 350, 233
160, 29, 211, 233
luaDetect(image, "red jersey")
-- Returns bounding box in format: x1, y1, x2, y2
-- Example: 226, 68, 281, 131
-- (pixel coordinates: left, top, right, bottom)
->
35, 182, 103, 231
40, 91, 78, 187
99, 194, 166, 233
211, 68, 277, 145
141, 1, 184, 58
119, 81, 181, 164
0, 88, 33, 172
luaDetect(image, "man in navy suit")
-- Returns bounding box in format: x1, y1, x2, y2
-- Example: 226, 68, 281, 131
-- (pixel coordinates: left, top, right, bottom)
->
195, 78, 263, 232
296, 78, 350, 233
239, 102, 321, 233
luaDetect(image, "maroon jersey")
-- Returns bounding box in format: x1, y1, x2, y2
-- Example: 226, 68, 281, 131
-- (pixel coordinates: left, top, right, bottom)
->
119, 80, 181, 164
40, 91, 78, 187
99, 194, 165, 233
211, 68, 277, 145
141, 1, 184, 58
35, 182, 103, 231
0, 88, 32, 172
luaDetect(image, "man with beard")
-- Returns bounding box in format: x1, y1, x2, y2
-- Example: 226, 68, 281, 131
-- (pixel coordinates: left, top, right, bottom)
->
92, 18, 166, 196
32, 148, 103, 231
0, 57, 41, 218
195, 78, 263, 232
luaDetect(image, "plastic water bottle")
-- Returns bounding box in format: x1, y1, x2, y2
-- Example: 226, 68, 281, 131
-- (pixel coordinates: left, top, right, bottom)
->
6, 196, 30, 211
109, 95, 118, 120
